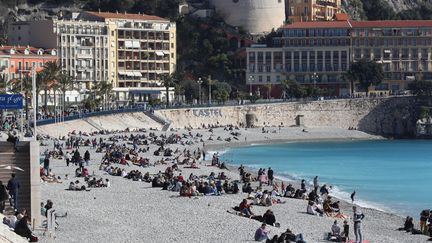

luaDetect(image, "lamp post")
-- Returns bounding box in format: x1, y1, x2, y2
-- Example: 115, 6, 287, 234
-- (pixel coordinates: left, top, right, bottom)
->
312, 72, 318, 89
208, 75, 212, 106
197, 77, 203, 105
249, 75, 254, 96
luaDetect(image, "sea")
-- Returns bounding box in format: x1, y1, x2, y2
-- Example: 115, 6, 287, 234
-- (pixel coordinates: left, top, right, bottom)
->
217, 140, 432, 217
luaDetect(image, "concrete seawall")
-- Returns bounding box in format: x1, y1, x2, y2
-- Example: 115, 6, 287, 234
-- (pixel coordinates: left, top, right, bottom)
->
157, 97, 418, 137
36, 97, 418, 137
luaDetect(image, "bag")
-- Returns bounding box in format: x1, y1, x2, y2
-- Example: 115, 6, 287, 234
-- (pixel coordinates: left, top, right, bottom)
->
30, 235, 38, 242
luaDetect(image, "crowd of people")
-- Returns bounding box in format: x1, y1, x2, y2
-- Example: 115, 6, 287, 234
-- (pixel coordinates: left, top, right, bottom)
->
5, 122, 432, 243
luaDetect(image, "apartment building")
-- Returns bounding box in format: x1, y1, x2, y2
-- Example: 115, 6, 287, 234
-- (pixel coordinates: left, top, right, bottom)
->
286, 0, 342, 22
8, 11, 177, 103
9, 19, 110, 90
0, 45, 57, 83
246, 19, 432, 96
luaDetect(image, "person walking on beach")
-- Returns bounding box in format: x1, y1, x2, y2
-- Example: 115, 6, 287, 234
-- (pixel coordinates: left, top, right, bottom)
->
351, 191, 356, 203
353, 206, 365, 243
65, 151, 71, 167
267, 167, 274, 186
313, 176, 318, 189
420, 209, 430, 234
7, 173, 20, 210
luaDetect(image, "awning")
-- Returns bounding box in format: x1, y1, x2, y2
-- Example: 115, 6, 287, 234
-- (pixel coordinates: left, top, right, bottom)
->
162, 51, 170, 55
118, 70, 127, 75
155, 51, 164, 56
134, 72, 142, 77
129, 90, 162, 95
126, 71, 135, 77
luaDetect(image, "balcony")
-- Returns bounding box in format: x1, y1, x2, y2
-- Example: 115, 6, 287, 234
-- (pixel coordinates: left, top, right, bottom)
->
76, 53, 93, 59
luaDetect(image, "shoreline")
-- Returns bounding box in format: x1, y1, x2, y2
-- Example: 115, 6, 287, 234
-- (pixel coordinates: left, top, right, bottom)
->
203, 134, 413, 218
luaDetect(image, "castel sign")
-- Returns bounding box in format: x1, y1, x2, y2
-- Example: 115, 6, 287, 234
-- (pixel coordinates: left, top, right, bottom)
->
192, 109, 223, 117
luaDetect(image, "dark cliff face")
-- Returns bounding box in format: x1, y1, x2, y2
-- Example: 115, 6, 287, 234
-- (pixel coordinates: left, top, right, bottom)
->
357, 97, 419, 138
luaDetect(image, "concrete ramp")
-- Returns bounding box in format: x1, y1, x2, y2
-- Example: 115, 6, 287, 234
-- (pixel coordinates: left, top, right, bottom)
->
37, 112, 163, 137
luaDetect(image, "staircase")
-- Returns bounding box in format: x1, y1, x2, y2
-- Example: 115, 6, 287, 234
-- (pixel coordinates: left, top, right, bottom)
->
143, 111, 171, 131
0, 142, 31, 216
83, 118, 104, 131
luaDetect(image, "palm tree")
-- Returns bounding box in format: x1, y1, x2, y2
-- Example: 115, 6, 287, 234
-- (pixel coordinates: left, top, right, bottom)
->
0, 74, 7, 94
265, 83, 272, 99
162, 74, 175, 108
8, 75, 33, 120
95, 80, 113, 110
57, 72, 75, 114
42, 61, 61, 110
35, 71, 48, 118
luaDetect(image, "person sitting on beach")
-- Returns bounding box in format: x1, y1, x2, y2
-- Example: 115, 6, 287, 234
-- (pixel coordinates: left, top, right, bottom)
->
262, 210, 276, 226
239, 199, 254, 217
284, 228, 306, 243
307, 200, 323, 216
327, 220, 341, 242
242, 183, 253, 195
284, 184, 295, 197
254, 223, 269, 242
14, 215, 38, 242
398, 216, 415, 232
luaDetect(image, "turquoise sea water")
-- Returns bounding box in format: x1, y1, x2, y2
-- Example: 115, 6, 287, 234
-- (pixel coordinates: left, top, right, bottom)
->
218, 140, 432, 217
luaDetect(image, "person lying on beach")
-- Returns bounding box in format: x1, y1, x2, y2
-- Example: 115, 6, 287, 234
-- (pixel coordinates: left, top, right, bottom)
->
184, 160, 199, 169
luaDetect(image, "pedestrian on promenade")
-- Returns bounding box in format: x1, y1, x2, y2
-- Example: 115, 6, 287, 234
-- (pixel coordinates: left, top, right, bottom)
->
7, 173, 20, 210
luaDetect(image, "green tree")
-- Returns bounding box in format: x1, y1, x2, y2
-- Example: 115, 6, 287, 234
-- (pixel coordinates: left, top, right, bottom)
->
8, 75, 32, 120
41, 61, 61, 110
179, 79, 199, 104
213, 82, 231, 104
282, 80, 306, 99
347, 59, 384, 95
0, 73, 7, 94
161, 74, 175, 108
95, 80, 113, 110
57, 72, 75, 114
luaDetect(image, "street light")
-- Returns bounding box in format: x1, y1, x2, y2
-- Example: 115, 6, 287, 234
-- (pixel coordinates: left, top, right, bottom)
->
249, 75, 254, 96
208, 75, 212, 106
312, 72, 318, 89
197, 77, 203, 105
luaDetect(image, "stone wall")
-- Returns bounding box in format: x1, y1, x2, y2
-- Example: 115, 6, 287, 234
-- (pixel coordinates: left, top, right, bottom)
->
157, 97, 418, 137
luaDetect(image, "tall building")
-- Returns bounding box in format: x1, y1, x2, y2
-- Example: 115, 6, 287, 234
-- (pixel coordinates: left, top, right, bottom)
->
209, 0, 286, 34
246, 19, 432, 96
286, 0, 342, 22
8, 11, 177, 103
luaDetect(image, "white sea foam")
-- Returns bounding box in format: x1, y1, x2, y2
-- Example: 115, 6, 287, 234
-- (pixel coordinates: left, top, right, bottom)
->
275, 172, 390, 213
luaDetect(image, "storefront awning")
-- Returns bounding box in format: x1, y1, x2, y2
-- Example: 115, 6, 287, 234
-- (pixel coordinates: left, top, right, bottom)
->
155, 51, 164, 56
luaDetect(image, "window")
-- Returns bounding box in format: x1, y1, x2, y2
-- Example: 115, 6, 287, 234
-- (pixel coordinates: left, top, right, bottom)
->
267, 76, 271, 82
259, 76, 263, 82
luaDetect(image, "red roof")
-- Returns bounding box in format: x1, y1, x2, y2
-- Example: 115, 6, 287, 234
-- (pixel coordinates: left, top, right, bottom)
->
350, 20, 432, 28
0, 45, 56, 56
334, 13, 350, 21
281, 21, 351, 29
87, 11, 167, 22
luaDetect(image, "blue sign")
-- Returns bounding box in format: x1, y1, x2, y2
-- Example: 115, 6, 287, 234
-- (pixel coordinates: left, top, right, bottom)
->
0, 94, 24, 109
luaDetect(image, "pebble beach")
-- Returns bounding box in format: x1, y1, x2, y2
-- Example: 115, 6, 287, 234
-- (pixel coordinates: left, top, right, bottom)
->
36, 127, 428, 243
